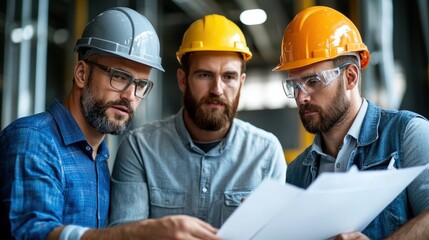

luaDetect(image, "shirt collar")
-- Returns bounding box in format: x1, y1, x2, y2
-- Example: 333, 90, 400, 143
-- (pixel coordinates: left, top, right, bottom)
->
48, 99, 87, 145
347, 98, 368, 140
48, 99, 110, 159
174, 108, 234, 155
311, 99, 368, 155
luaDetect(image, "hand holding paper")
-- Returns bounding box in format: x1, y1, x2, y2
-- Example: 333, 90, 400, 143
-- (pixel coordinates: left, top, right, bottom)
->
218, 164, 428, 240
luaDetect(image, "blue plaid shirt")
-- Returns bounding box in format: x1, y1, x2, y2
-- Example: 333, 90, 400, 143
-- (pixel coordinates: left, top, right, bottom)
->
0, 99, 110, 240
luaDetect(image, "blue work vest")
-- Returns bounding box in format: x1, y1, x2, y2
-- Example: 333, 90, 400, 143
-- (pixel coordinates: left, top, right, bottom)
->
286, 101, 425, 239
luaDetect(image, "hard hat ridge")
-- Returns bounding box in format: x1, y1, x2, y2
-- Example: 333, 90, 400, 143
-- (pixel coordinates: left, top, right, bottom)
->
176, 14, 252, 64
75, 7, 164, 72
273, 6, 370, 72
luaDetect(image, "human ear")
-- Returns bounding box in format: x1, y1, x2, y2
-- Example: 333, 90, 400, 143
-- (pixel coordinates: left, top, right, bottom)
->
74, 61, 88, 89
344, 64, 359, 90
240, 72, 246, 85
177, 68, 187, 93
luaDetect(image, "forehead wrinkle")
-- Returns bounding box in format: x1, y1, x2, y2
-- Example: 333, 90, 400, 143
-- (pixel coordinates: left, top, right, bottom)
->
189, 52, 242, 72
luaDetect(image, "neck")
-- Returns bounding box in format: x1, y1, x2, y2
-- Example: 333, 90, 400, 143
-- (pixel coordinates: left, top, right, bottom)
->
321, 97, 363, 158
182, 110, 230, 142
63, 89, 105, 159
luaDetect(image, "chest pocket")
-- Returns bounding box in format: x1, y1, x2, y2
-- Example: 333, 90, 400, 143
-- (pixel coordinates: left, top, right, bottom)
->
221, 191, 251, 222
149, 188, 186, 218
361, 152, 399, 170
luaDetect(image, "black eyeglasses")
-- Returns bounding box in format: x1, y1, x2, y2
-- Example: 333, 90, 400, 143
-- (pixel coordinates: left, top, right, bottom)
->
85, 60, 153, 99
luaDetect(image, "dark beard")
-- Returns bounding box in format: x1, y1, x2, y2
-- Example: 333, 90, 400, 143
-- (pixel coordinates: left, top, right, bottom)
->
298, 81, 349, 134
183, 83, 240, 131
81, 71, 134, 135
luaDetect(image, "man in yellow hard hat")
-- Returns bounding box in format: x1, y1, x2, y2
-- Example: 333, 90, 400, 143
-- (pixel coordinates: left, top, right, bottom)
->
273, 6, 429, 239
109, 14, 287, 238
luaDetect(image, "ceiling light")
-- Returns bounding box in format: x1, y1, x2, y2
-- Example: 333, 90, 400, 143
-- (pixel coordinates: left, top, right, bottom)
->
240, 9, 267, 25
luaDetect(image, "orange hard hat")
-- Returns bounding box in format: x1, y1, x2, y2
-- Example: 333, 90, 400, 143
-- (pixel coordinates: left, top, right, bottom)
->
273, 6, 370, 71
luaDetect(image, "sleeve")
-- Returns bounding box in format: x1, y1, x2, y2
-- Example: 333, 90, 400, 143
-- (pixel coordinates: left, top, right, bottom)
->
109, 132, 150, 226
59, 225, 89, 240
402, 117, 429, 215
0, 127, 64, 240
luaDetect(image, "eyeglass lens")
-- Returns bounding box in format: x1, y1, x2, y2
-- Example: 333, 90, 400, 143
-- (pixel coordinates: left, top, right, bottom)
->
86, 60, 153, 99
282, 63, 350, 98
109, 71, 153, 98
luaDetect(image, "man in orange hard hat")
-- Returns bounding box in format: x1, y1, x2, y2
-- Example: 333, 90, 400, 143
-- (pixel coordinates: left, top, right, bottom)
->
109, 14, 286, 239
274, 6, 429, 240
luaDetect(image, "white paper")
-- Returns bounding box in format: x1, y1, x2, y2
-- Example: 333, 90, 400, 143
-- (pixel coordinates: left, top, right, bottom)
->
218, 164, 428, 240
218, 180, 303, 239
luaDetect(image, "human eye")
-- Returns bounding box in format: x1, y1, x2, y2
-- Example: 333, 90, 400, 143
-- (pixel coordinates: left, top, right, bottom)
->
304, 75, 323, 87
111, 70, 131, 83
223, 73, 238, 81
135, 80, 149, 90
196, 71, 212, 79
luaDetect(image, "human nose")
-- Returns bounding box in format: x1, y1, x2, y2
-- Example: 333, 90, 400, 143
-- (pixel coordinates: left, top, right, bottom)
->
210, 77, 224, 96
295, 85, 310, 103
120, 83, 137, 101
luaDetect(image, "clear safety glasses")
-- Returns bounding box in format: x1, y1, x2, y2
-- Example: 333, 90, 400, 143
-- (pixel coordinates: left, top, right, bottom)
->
86, 60, 154, 99
282, 63, 351, 98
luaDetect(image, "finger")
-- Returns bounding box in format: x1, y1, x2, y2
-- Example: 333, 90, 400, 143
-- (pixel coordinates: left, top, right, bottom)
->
180, 217, 220, 240
191, 226, 222, 240
191, 217, 219, 233
335, 232, 369, 240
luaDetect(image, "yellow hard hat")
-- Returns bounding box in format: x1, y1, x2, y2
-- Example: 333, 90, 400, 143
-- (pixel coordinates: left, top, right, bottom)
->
176, 14, 252, 64
273, 6, 370, 71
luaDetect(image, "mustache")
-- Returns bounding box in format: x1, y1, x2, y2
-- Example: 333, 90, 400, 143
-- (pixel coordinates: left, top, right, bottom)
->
106, 99, 133, 113
299, 103, 320, 114
201, 95, 228, 106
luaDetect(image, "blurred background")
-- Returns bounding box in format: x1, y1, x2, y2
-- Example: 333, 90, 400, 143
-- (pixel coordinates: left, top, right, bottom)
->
1, 0, 428, 167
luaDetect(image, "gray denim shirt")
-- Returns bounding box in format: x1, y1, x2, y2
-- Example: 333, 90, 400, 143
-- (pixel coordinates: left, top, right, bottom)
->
109, 109, 287, 228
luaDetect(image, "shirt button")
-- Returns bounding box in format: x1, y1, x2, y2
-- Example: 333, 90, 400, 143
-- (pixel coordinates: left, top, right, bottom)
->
336, 163, 341, 168
202, 187, 208, 193
86, 146, 91, 151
